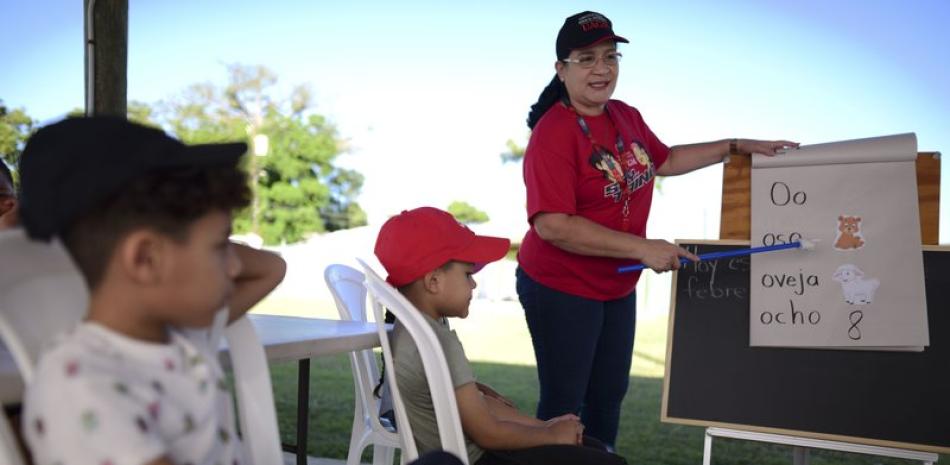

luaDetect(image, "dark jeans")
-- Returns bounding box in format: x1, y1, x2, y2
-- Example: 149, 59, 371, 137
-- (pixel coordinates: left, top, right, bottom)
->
476, 435, 626, 465
515, 267, 637, 448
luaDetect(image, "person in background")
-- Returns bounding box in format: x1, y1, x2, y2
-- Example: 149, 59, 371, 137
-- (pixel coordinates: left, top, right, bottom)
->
0, 160, 17, 229
517, 11, 798, 450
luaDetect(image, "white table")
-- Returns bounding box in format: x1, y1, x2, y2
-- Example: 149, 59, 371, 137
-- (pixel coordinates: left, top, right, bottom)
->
231, 314, 384, 465
223, 313, 381, 363
2, 314, 384, 465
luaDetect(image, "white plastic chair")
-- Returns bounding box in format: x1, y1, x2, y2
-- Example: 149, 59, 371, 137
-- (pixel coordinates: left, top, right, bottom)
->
356, 259, 469, 465
0, 229, 88, 385
222, 315, 284, 465
325, 264, 401, 465
0, 229, 282, 465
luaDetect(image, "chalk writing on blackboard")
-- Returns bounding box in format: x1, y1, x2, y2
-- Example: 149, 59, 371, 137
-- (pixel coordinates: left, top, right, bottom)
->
679, 244, 748, 300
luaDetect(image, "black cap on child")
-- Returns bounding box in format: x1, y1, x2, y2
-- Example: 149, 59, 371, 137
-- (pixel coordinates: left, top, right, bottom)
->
18, 116, 247, 240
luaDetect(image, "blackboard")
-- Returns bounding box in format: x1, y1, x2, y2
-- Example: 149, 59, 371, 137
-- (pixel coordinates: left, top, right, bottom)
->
661, 240, 950, 454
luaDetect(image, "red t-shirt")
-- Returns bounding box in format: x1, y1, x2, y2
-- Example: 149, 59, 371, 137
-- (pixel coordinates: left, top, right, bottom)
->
518, 100, 670, 300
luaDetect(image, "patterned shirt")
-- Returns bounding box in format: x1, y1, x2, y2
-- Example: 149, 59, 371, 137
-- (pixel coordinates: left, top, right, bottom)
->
23, 322, 245, 465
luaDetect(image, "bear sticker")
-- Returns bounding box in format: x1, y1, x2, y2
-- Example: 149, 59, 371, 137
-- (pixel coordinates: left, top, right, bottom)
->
834, 215, 865, 250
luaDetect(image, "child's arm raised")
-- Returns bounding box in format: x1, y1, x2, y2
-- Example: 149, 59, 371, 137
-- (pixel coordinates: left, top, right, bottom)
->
227, 243, 287, 322
456, 382, 582, 449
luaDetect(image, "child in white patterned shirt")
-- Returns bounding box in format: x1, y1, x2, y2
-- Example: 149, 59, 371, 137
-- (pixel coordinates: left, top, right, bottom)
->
18, 116, 286, 465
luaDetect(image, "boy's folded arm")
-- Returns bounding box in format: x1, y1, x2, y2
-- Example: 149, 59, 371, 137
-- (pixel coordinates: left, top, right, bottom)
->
482, 393, 541, 426
456, 382, 578, 449
476, 381, 516, 408
227, 243, 287, 322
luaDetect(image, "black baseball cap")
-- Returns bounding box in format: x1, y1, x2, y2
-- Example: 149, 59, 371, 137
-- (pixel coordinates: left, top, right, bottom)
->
19, 116, 247, 241
556, 11, 629, 60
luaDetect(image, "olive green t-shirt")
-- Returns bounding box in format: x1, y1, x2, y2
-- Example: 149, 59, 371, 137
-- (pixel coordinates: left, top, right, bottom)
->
391, 313, 483, 464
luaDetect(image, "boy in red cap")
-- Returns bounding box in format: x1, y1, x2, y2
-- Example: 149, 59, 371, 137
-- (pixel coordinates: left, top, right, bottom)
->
375, 207, 625, 465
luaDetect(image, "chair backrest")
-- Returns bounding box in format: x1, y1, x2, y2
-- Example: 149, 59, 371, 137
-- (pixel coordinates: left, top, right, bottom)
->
324, 264, 386, 422
0, 229, 88, 385
356, 259, 469, 465
325, 264, 368, 322
223, 316, 284, 465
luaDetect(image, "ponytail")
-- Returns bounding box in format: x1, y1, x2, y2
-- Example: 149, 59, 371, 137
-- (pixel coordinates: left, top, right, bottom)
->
526, 75, 566, 129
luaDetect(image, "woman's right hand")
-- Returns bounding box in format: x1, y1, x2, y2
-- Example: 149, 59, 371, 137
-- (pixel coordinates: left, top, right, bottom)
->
639, 239, 699, 272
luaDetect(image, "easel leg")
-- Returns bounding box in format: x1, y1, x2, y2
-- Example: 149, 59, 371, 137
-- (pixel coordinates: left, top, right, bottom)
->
703, 429, 713, 465
792, 446, 810, 465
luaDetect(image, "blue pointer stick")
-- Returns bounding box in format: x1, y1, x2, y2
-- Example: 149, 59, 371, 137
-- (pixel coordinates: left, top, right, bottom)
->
617, 241, 808, 274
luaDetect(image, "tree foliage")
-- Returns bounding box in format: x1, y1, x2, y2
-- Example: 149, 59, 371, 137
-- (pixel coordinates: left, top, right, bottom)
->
500, 138, 526, 163
144, 64, 366, 244
0, 100, 35, 183
448, 201, 490, 224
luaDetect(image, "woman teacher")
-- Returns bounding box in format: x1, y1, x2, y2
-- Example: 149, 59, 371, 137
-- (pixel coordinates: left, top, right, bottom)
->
516, 11, 797, 449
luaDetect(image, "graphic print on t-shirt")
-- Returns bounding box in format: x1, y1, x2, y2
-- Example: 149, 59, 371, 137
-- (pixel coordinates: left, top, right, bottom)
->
589, 150, 626, 201
589, 141, 655, 202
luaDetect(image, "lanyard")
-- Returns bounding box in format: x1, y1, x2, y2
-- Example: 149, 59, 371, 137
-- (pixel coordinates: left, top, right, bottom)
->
563, 99, 634, 220
564, 100, 626, 158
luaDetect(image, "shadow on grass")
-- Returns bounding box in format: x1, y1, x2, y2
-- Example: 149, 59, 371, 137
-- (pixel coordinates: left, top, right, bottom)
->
268, 355, 945, 465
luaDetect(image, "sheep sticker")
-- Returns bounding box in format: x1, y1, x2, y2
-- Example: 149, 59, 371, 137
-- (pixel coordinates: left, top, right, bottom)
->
832, 264, 880, 305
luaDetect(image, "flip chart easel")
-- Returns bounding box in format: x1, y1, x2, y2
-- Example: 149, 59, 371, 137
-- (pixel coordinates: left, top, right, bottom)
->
703, 150, 943, 463
704, 428, 938, 465
719, 152, 941, 243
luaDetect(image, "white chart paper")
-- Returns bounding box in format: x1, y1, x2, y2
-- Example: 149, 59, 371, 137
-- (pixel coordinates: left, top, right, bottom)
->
750, 133, 929, 350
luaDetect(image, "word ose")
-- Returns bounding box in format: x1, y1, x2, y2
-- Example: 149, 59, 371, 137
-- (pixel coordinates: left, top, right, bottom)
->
762, 231, 802, 247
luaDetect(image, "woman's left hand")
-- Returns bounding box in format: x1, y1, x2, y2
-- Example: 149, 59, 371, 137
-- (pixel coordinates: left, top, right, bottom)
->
739, 139, 800, 156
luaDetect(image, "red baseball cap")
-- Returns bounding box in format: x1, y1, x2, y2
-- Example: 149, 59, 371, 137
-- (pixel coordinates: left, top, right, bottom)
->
374, 207, 511, 287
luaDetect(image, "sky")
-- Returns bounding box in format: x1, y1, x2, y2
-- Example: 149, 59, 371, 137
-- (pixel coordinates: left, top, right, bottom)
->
2, 0, 948, 244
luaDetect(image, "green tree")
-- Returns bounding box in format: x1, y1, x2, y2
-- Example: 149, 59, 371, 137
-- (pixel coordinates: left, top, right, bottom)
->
147, 64, 366, 244
500, 137, 526, 163
0, 100, 35, 182
448, 201, 490, 224
127, 100, 158, 127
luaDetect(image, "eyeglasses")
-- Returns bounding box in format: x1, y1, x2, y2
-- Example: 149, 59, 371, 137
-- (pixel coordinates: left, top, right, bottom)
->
561, 52, 622, 69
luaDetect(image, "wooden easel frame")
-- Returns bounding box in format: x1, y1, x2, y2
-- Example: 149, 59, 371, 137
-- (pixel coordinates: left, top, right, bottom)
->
703, 427, 938, 465
719, 152, 941, 244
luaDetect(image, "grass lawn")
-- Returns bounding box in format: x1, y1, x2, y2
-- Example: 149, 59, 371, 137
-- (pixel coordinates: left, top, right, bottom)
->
255, 298, 946, 464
